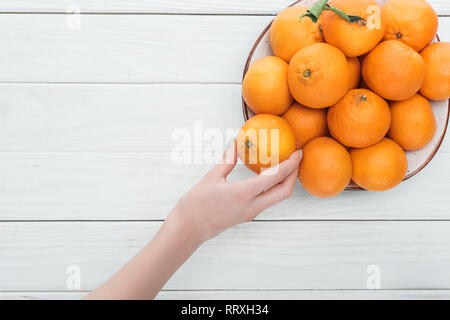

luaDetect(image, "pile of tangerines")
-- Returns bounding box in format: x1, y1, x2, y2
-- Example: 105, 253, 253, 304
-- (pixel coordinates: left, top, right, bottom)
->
238, 0, 450, 198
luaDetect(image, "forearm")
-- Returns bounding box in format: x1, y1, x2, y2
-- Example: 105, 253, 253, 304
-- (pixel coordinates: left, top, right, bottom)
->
86, 210, 201, 300
86, 147, 300, 300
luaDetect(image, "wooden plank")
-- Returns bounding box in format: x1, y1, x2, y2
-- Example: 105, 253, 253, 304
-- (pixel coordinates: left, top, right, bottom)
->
1, 290, 450, 300
0, 152, 448, 221
0, 83, 447, 153
157, 290, 450, 300
0, 84, 448, 221
0, 16, 448, 84
2, 221, 450, 291
0, 0, 449, 15
0, 292, 88, 300
0, 15, 272, 84
0, 84, 244, 152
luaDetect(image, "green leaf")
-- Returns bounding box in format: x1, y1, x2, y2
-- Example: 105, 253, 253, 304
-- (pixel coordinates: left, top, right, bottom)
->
300, 0, 365, 25
300, 0, 329, 23
324, 5, 366, 24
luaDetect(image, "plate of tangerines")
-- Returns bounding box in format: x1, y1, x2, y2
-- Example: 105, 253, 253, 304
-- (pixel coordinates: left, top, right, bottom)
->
238, 0, 449, 198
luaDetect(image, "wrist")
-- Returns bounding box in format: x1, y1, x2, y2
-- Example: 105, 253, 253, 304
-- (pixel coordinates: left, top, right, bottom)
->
163, 208, 205, 251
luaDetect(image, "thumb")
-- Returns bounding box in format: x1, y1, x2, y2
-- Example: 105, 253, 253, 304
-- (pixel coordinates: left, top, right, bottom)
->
205, 142, 237, 180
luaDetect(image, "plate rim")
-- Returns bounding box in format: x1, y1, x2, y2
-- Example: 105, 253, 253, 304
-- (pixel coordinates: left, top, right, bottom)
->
241, 0, 450, 191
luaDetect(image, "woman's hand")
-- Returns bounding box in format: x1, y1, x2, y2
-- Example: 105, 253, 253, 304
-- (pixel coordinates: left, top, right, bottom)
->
169, 144, 302, 245
86, 143, 301, 300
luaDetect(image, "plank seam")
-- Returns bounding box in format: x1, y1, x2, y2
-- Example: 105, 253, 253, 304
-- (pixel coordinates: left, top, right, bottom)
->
0, 82, 243, 85
1, 219, 450, 222
0, 12, 448, 17
0, 12, 276, 16
2, 288, 450, 293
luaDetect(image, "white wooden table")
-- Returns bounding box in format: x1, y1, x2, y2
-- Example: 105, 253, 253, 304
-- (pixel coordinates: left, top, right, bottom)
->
0, 0, 449, 300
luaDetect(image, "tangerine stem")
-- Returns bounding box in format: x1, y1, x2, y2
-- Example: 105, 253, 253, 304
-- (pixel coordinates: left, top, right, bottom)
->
300, 0, 365, 24
300, 0, 328, 23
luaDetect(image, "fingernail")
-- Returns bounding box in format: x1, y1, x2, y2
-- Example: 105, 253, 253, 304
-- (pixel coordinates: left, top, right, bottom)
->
222, 141, 236, 164
260, 164, 280, 176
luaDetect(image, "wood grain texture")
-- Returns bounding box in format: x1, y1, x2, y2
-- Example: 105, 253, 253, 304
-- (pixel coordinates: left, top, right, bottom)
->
0, 84, 243, 152
158, 289, 450, 300
0, 83, 447, 153
0, 2, 449, 299
0, 292, 88, 300
1, 290, 450, 300
0, 0, 449, 15
0, 83, 448, 221
0, 16, 448, 84
2, 221, 450, 291
0, 152, 449, 221
0, 15, 272, 84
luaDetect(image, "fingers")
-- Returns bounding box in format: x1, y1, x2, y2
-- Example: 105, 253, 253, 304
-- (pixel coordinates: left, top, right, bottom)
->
235, 150, 301, 197
249, 166, 299, 218
205, 142, 237, 180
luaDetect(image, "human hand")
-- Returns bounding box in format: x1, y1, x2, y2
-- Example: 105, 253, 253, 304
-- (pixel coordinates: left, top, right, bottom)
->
86, 144, 301, 300
167, 143, 302, 246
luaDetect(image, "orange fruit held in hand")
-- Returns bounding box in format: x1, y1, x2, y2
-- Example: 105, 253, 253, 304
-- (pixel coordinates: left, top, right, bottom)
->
347, 57, 361, 90
270, 6, 324, 62
362, 40, 426, 101
299, 137, 352, 198
288, 43, 350, 109
282, 102, 329, 150
350, 138, 408, 192
389, 94, 436, 151
382, 0, 438, 52
236, 114, 296, 174
321, 0, 385, 57
420, 42, 450, 101
242, 56, 293, 115
328, 89, 391, 148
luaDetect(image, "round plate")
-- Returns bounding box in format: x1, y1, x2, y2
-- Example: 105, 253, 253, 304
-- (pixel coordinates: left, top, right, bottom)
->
242, 0, 450, 190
